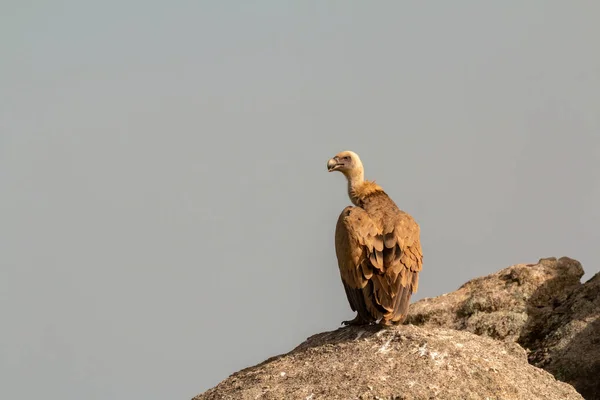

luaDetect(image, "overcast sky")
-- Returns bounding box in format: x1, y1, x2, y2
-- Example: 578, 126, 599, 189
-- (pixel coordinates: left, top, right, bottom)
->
2, 1, 599, 399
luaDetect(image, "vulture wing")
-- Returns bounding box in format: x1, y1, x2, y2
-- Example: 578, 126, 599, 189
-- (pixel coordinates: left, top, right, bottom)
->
372, 209, 423, 323
335, 206, 382, 323
335, 203, 423, 324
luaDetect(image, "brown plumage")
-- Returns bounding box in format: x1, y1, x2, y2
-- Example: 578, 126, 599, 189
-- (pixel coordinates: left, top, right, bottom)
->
327, 150, 423, 326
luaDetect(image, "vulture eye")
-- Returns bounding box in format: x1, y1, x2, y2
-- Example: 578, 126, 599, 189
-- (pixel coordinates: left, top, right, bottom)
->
343, 156, 350, 161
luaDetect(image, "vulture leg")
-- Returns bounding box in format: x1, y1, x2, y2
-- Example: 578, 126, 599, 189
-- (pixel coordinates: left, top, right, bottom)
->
341, 314, 371, 326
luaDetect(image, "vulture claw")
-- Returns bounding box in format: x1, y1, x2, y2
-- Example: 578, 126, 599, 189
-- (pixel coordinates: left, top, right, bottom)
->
341, 315, 370, 326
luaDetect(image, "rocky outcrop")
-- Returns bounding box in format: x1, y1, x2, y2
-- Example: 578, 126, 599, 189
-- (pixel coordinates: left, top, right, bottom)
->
406, 256, 600, 399
405, 257, 584, 342
192, 257, 599, 399
193, 324, 582, 400
520, 269, 600, 400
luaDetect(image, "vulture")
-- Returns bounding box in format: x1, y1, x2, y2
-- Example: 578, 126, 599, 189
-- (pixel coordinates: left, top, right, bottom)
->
327, 150, 423, 326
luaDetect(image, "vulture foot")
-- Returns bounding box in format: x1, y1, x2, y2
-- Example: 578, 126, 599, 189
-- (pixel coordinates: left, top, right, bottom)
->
341, 315, 371, 326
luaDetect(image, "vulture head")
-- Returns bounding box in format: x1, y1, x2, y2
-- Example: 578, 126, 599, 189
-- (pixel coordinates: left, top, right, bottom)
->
327, 150, 364, 178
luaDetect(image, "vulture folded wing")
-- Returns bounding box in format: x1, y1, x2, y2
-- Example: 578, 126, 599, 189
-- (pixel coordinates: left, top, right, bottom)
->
334, 206, 383, 320
384, 211, 423, 322
335, 204, 423, 324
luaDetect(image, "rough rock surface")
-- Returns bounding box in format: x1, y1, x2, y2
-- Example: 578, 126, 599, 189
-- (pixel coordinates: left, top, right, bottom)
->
406, 256, 600, 399
520, 270, 600, 400
405, 257, 584, 342
193, 324, 582, 400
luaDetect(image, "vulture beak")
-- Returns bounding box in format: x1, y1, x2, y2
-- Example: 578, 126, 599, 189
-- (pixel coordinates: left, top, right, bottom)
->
327, 157, 341, 172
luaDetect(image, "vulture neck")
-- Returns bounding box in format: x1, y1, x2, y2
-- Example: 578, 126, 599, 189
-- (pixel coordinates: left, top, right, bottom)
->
344, 168, 384, 206
345, 169, 366, 206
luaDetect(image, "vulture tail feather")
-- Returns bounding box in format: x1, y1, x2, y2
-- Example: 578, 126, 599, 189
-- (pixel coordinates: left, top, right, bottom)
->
391, 283, 413, 324
342, 282, 376, 322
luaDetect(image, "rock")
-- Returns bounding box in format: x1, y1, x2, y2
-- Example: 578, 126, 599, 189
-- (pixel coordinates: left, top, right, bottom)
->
520, 270, 600, 400
193, 257, 598, 399
405, 257, 584, 342
192, 324, 582, 400
406, 256, 600, 399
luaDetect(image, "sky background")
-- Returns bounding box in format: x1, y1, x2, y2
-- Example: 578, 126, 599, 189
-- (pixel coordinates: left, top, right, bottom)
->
2, 1, 599, 399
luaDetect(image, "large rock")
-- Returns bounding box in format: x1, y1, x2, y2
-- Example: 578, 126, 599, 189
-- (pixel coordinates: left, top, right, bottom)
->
520, 270, 600, 400
405, 257, 584, 342
406, 256, 600, 399
193, 324, 582, 400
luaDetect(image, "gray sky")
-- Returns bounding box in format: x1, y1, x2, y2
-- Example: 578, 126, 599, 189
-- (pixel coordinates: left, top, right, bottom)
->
2, 1, 599, 399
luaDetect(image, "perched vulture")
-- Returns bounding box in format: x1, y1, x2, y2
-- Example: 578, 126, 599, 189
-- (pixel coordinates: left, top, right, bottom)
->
327, 150, 423, 326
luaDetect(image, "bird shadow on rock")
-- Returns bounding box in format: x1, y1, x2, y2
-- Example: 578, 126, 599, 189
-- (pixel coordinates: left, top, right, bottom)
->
518, 268, 600, 400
